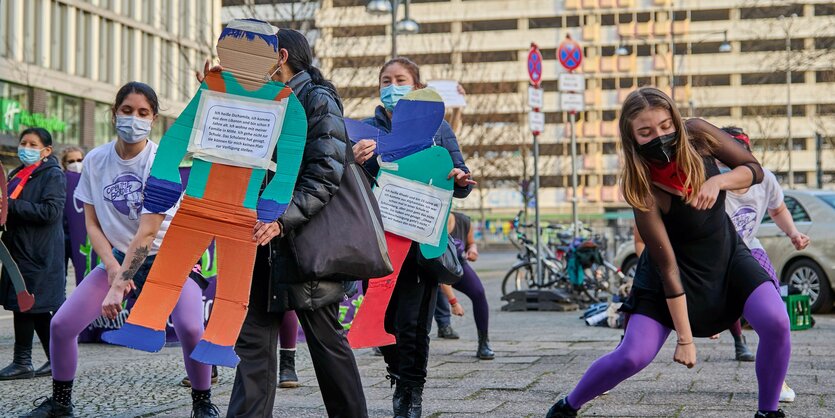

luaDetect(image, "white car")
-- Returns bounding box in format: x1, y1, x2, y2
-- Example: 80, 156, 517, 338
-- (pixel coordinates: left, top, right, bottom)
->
613, 190, 835, 313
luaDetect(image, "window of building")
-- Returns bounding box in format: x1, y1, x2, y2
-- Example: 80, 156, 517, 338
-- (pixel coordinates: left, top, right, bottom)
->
460, 82, 518, 94
690, 9, 730, 22
544, 112, 564, 124
419, 22, 452, 34
602, 111, 617, 122
618, 14, 633, 24
601, 14, 615, 26
462, 19, 517, 32
741, 5, 804, 20
619, 78, 634, 89
601, 78, 616, 90
636, 76, 652, 87
530, 17, 561, 29
816, 4, 835, 16
741, 105, 805, 117
741, 72, 805, 85
22, 0, 37, 64
740, 39, 804, 52
814, 37, 835, 50
462, 50, 517, 63
94, 102, 115, 146
0, 82, 32, 136
691, 41, 725, 55
692, 74, 731, 86
340, 86, 378, 99
46, 92, 82, 145
818, 103, 835, 115
636, 12, 651, 23
50, 3, 67, 71
463, 113, 519, 124
332, 55, 388, 69
566, 15, 580, 27
409, 53, 452, 65
699, 107, 732, 117
636, 44, 652, 56
333, 25, 387, 38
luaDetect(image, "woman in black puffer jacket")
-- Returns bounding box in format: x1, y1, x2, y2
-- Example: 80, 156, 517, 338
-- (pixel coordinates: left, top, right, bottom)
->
0, 128, 66, 380
226, 29, 367, 418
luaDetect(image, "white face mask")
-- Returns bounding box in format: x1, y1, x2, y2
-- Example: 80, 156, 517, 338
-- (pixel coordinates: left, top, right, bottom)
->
66, 162, 83, 173
115, 115, 152, 144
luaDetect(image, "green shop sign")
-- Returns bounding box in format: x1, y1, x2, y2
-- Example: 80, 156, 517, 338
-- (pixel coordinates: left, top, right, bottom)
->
0, 98, 66, 133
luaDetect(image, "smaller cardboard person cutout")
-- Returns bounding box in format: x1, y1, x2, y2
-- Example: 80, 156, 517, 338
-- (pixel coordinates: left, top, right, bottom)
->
0, 162, 34, 312
345, 90, 456, 348
103, 19, 307, 367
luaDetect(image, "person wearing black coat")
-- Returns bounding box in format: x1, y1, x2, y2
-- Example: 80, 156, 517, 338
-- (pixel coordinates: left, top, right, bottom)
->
225, 29, 367, 418
0, 128, 66, 380
353, 57, 475, 418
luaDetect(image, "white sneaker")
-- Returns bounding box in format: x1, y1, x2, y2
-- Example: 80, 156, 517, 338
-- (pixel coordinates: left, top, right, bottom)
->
779, 382, 795, 403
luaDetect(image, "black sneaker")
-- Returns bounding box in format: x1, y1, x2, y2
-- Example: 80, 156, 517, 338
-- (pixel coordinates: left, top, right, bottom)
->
191, 399, 220, 418
181, 366, 218, 387
19, 397, 74, 418
545, 397, 577, 418
754, 410, 786, 418
437, 325, 459, 339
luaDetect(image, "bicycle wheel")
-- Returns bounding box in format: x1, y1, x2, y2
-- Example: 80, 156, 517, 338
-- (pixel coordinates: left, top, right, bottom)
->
501, 261, 536, 296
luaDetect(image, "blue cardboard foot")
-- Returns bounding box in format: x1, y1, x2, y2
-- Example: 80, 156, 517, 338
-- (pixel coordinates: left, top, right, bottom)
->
190, 340, 240, 368
101, 323, 166, 352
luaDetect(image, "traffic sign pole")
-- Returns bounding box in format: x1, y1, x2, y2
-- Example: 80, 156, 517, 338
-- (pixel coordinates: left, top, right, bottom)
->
527, 42, 543, 286
558, 34, 584, 240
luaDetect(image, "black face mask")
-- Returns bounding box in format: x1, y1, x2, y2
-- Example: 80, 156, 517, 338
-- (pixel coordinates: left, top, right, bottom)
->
637, 131, 678, 163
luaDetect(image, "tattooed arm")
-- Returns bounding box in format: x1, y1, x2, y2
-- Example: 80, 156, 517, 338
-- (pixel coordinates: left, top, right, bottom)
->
101, 214, 166, 319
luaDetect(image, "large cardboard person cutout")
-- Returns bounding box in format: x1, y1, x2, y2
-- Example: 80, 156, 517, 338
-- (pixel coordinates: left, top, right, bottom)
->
345, 90, 455, 348
103, 19, 307, 367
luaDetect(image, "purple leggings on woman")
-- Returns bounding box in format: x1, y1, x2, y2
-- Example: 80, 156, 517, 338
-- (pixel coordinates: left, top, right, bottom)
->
50, 267, 212, 390
279, 310, 298, 349
567, 282, 790, 412
730, 248, 780, 338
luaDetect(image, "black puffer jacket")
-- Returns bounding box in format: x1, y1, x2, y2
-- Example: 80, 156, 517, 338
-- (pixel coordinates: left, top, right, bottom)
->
267, 71, 348, 312
0, 156, 66, 313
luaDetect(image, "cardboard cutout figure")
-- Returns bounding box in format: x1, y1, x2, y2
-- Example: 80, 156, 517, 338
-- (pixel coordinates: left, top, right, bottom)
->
0, 162, 34, 312
102, 19, 307, 367
346, 90, 455, 348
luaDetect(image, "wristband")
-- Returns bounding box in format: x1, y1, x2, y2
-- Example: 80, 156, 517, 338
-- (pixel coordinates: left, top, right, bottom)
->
449, 297, 458, 306
676, 340, 693, 346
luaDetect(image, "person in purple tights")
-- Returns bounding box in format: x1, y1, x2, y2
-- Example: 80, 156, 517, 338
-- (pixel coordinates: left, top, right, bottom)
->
546, 87, 791, 418
22, 82, 217, 418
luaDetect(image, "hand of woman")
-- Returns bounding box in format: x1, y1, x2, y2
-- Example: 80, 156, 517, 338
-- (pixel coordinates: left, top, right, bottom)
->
352, 139, 376, 165
101, 281, 134, 319
673, 341, 697, 368
789, 231, 810, 250
465, 246, 478, 262
451, 302, 465, 316
253, 221, 282, 246
448, 168, 477, 188
195, 58, 224, 83
689, 176, 720, 210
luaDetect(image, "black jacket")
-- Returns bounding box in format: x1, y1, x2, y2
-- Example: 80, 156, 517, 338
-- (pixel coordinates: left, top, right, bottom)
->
267, 71, 348, 312
0, 156, 66, 313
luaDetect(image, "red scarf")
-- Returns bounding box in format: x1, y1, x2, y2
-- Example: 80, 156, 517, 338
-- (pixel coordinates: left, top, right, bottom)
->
8, 162, 42, 199
649, 161, 691, 196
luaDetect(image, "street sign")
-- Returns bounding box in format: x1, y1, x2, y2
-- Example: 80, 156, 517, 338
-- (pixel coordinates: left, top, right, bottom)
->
527, 86, 544, 109
558, 73, 585, 92
527, 43, 543, 87
558, 35, 583, 71
560, 92, 585, 113
529, 111, 544, 134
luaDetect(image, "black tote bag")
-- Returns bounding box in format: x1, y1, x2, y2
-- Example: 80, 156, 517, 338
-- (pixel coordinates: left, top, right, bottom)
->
287, 139, 393, 281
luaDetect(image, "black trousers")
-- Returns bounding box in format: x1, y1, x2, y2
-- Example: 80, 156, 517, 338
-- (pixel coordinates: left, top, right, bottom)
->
227, 246, 367, 418
378, 243, 438, 386
13, 311, 51, 358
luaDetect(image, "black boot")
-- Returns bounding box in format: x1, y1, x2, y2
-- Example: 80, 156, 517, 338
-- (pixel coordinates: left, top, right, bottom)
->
754, 409, 785, 418
545, 397, 577, 418
396, 383, 423, 418
387, 369, 403, 416
278, 349, 299, 388
477, 330, 495, 360
34, 361, 51, 378
0, 344, 35, 380
20, 397, 74, 418
734, 334, 755, 362
437, 325, 459, 339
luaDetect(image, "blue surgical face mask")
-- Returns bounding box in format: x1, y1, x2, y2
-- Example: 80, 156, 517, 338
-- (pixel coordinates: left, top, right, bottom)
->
380, 84, 413, 111
115, 115, 153, 144
18, 147, 43, 166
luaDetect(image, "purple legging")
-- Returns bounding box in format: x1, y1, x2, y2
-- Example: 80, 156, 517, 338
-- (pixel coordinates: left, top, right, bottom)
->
279, 310, 298, 349
567, 282, 790, 412
453, 263, 490, 332
50, 267, 212, 390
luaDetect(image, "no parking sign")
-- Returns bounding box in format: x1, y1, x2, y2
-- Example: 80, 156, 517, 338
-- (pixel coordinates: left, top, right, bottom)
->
527, 43, 543, 87
558, 35, 583, 71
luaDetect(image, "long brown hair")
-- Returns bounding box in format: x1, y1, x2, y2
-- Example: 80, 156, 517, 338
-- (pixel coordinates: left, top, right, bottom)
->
619, 87, 715, 211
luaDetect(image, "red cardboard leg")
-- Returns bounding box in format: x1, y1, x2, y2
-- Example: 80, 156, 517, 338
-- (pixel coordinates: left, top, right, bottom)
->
348, 233, 411, 349
16, 291, 35, 312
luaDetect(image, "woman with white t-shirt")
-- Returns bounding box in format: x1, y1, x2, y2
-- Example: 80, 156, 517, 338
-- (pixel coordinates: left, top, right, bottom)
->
22, 82, 218, 418
720, 126, 810, 404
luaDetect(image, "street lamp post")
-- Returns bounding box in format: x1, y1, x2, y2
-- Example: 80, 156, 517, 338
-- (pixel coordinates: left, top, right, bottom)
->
366, 0, 419, 59
780, 13, 798, 188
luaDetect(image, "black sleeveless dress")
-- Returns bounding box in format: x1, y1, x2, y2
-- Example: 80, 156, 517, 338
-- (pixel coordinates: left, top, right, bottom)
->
623, 157, 772, 337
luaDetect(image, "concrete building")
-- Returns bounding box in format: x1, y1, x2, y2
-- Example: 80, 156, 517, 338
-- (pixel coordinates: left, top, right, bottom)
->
315, 0, 835, 216
222, 0, 319, 41
0, 0, 222, 153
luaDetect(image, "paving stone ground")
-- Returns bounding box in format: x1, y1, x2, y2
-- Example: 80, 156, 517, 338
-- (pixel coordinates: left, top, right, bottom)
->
1, 251, 832, 417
